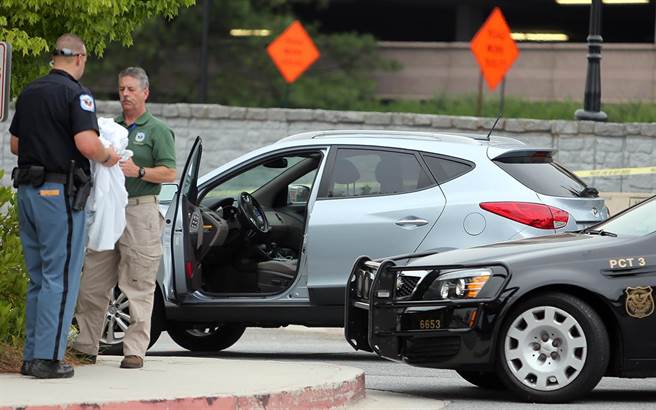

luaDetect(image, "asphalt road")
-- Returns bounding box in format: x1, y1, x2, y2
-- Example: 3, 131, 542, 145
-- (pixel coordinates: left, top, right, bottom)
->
149, 327, 655, 409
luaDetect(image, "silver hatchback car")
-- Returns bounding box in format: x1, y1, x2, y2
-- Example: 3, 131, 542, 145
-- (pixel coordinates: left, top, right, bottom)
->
100, 130, 608, 353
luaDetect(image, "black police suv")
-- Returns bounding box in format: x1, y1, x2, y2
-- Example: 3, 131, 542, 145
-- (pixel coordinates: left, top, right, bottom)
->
345, 195, 656, 403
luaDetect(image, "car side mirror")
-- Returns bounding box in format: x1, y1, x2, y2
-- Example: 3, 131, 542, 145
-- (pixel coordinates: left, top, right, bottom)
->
288, 184, 311, 204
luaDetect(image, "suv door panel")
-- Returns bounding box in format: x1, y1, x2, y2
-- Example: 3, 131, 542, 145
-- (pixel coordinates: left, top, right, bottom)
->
172, 137, 203, 297
305, 147, 445, 303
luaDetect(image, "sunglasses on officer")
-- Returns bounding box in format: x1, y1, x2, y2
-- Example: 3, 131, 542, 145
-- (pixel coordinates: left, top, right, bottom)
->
53, 48, 86, 57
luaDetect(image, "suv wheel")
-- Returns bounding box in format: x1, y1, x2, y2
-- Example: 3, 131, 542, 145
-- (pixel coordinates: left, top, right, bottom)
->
456, 370, 506, 389
99, 287, 164, 355
167, 322, 246, 352
497, 292, 609, 403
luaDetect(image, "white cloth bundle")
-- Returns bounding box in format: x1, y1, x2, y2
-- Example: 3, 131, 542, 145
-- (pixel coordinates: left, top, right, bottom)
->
86, 117, 131, 251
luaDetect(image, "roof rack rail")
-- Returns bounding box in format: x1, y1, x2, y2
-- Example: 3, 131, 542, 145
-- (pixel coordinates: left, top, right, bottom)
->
279, 129, 524, 145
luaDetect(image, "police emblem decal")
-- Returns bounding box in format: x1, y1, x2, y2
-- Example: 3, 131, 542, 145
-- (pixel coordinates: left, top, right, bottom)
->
135, 132, 146, 143
625, 286, 655, 319
79, 94, 95, 112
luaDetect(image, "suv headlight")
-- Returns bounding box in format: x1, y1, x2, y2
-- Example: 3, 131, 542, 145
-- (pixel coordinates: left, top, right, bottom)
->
425, 269, 493, 300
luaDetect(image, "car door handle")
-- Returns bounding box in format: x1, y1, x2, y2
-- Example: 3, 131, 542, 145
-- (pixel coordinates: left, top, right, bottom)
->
395, 218, 429, 227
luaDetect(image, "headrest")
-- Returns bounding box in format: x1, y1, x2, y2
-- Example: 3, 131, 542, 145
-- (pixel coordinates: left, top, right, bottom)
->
375, 156, 403, 193
333, 159, 360, 184
375, 156, 401, 182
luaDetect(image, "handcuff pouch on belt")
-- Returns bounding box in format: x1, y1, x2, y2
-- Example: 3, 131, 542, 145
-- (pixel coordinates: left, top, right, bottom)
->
11, 162, 92, 211
11, 165, 46, 188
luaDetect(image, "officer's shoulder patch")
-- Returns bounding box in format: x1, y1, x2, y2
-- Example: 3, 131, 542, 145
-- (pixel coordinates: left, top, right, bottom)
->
79, 94, 95, 112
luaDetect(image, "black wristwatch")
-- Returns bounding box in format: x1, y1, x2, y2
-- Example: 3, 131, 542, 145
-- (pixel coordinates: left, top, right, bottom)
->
137, 167, 146, 179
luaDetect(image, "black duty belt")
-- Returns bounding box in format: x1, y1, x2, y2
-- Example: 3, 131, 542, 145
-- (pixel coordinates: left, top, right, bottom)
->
12, 166, 68, 187
11, 164, 92, 211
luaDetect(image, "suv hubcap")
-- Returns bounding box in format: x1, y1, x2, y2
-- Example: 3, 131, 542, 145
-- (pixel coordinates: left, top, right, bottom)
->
101, 291, 130, 345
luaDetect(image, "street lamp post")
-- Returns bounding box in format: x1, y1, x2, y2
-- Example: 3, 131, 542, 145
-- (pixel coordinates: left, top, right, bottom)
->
199, 0, 211, 103
575, 0, 607, 121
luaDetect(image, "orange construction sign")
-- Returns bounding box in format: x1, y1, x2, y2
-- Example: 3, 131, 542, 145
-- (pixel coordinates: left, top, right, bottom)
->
470, 7, 519, 90
267, 21, 320, 84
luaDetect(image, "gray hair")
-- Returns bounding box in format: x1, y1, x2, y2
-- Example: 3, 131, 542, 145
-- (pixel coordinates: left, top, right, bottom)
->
118, 67, 149, 90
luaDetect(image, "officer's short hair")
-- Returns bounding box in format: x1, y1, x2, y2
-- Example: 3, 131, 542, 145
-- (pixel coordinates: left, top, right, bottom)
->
119, 67, 149, 90
54, 33, 85, 56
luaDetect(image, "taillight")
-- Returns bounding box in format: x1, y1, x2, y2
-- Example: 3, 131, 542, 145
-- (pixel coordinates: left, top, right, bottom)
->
185, 261, 194, 279
479, 202, 569, 230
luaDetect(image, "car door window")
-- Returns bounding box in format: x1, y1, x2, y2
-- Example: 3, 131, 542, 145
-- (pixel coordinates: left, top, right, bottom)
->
323, 148, 433, 198
422, 154, 474, 184
180, 138, 202, 202
204, 155, 312, 202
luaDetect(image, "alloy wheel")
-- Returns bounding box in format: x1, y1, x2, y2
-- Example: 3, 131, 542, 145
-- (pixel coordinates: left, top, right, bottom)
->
504, 305, 587, 391
100, 290, 130, 345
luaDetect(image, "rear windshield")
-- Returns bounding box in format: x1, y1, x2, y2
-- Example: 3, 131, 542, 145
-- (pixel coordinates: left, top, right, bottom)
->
494, 154, 592, 198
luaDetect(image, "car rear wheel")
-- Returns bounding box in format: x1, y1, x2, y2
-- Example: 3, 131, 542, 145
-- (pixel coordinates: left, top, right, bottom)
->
456, 370, 506, 390
167, 322, 246, 352
497, 292, 609, 403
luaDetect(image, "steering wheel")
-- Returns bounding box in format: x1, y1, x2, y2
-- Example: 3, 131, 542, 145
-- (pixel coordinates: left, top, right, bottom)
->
237, 192, 270, 234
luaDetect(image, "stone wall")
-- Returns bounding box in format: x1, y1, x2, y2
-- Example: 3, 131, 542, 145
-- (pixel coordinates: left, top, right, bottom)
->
2, 101, 656, 194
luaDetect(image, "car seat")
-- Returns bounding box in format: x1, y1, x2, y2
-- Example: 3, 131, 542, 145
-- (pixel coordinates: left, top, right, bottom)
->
331, 158, 360, 197
374, 155, 403, 194
256, 259, 298, 293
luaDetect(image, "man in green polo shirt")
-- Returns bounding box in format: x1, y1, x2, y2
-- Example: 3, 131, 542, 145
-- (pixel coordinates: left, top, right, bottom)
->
73, 67, 176, 369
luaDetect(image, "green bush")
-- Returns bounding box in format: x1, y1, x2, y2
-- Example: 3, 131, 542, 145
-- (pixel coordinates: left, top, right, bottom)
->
0, 171, 27, 348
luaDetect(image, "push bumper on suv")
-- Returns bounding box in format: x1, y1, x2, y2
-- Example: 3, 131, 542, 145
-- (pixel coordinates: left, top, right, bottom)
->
345, 256, 511, 369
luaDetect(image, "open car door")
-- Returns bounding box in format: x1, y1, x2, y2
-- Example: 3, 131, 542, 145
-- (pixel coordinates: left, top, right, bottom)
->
172, 136, 203, 297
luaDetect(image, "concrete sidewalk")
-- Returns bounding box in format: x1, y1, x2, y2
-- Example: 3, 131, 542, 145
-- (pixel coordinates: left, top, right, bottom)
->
0, 356, 365, 410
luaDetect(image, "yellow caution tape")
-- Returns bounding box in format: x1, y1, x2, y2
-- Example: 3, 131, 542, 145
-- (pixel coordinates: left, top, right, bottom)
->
574, 166, 656, 178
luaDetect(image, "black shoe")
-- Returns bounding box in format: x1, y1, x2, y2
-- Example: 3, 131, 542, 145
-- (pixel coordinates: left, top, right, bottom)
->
20, 361, 32, 376
70, 349, 97, 364
120, 355, 143, 369
30, 359, 74, 379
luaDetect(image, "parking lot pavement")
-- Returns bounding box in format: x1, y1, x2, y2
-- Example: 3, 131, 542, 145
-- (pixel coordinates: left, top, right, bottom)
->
0, 356, 364, 410
285, 325, 344, 335
339, 390, 447, 409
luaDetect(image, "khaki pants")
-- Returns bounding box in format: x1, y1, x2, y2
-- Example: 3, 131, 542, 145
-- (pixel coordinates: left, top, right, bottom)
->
73, 197, 163, 358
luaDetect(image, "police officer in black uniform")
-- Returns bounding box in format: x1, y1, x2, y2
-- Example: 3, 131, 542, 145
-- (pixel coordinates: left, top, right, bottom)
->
9, 33, 120, 379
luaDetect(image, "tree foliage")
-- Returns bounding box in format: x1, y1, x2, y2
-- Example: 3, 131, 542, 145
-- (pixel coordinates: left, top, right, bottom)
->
0, 0, 196, 97
0, 172, 27, 347
83, 0, 398, 109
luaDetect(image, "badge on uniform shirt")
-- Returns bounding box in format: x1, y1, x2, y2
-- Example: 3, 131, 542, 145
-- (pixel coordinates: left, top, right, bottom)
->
135, 132, 146, 143
79, 94, 95, 112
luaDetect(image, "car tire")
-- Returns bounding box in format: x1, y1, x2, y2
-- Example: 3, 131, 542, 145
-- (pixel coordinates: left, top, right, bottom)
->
456, 370, 506, 390
496, 292, 609, 403
98, 287, 164, 355
167, 322, 246, 352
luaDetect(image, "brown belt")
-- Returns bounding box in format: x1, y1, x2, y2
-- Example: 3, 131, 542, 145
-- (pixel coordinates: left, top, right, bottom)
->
127, 195, 158, 206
